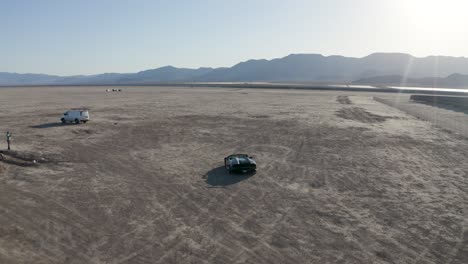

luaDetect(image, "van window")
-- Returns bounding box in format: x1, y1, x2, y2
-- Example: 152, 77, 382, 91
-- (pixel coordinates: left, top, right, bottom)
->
64, 112, 68, 115
80, 111, 83, 116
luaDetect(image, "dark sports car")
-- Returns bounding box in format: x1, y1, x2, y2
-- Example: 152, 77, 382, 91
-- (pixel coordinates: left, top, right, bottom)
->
224, 154, 256, 173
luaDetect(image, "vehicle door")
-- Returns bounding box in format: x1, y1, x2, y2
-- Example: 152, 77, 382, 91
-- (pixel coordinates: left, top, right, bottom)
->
63, 111, 70, 121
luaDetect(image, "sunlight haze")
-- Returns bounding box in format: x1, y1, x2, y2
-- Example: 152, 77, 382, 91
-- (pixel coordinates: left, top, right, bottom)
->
1, 0, 467, 75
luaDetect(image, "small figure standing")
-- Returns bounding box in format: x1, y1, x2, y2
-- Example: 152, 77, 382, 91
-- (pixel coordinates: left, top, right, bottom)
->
6, 131, 11, 150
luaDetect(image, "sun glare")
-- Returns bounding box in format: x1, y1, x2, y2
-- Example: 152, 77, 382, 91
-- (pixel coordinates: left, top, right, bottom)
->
401, 0, 466, 32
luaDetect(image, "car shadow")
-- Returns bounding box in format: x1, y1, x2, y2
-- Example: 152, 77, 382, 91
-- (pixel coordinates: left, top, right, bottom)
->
204, 166, 255, 187
30, 122, 74, 128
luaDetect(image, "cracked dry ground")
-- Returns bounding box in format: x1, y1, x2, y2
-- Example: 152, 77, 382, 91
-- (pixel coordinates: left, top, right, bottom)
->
0, 87, 467, 264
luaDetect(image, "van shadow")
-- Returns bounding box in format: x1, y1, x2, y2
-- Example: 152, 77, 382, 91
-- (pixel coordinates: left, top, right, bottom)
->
30, 122, 74, 129
204, 166, 255, 187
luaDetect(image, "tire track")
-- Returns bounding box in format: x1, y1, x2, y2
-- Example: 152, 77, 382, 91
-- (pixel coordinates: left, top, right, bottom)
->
336, 107, 388, 123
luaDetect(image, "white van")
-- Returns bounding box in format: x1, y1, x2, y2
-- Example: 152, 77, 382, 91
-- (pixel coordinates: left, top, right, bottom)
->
61, 109, 90, 124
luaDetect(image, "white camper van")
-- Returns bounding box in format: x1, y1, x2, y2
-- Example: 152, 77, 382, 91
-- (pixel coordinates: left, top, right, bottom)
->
61, 109, 90, 124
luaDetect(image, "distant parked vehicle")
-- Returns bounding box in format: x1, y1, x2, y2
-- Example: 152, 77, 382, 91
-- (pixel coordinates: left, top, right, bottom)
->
61, 109, 90, 124
224, 154, 256, 173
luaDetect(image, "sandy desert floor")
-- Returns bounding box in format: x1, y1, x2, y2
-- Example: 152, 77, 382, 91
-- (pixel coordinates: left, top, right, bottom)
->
0, 86, 467, 263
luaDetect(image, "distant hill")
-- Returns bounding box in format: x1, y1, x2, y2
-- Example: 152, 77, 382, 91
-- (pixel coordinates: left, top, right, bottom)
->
2, 53, 468, 86
0, 72, 61, 85
0, 67, 213, 86
123, 66, 213, 83
353, 73, 468, 88
193, 53, 468, 82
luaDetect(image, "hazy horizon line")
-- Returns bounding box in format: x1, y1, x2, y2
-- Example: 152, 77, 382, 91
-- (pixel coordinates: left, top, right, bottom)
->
3, 51, 468, 77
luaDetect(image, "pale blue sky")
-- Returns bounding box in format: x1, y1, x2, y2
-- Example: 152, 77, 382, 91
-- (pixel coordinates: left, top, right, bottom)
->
1, 0, 467, 75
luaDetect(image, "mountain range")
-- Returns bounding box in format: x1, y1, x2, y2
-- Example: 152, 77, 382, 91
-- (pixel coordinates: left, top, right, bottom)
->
2, 53, 468, 87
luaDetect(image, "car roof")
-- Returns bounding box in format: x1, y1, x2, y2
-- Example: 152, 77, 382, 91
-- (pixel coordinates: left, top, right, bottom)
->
227, 154, 249, 158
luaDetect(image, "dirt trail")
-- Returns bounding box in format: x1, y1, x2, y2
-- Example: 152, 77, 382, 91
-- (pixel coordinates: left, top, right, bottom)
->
335, 107, 389, 123
337, 95, 352, 105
